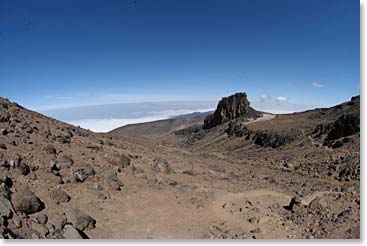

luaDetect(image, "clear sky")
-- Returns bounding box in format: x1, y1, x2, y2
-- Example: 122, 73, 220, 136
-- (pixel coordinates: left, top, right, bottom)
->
0, 0, 360, 113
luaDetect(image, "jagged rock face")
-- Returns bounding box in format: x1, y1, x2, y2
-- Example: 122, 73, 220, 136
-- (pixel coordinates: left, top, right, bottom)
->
326, 113, 360, 141
203, 92, 259, 129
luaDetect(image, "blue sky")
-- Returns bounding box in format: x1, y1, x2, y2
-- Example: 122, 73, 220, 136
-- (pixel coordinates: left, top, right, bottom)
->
0, 0, 360, 131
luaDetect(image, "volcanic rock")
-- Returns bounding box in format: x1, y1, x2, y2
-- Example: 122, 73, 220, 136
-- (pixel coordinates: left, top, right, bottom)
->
203, 92, 261, 129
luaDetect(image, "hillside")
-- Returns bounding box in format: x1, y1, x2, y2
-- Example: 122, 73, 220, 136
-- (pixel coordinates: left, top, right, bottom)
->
109, 115, 208, 140
0, 94, 360, 239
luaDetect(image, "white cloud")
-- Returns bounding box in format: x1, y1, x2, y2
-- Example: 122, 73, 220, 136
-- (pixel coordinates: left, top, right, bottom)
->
43, 95, 73, 100
312, 82, 325, 88
35, 92, 216, 111
275, 96, 288, 104
259, 94, 272, 103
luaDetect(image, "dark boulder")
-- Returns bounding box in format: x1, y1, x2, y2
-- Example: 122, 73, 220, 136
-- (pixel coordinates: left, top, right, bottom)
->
11, 188, 44, 215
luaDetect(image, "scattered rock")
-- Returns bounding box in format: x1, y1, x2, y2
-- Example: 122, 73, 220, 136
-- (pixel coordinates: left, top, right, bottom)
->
44, 144, 57, 155
35, 213, 48, 225
13, 216, 22, 228
155, 176, 177, 186
50, 214, 67, 231
152, 157, 171, 173
285, 195, 302, 211
18, 162, 30, 176
50, 188, 70, 204
74, 164, 96, 177
0, 144, 7, 150
103, 170, 124, 191
248, 217, 259, 224
0, 129, 8, 136
250, 227, 261, 234
67, 208, 96, 231
308, 196, 329, 211
0, 110, 10, 122
0, 196, 14, 219
97, 190, 110, 200
63, 224, 84, 239
31, 222, 48, 237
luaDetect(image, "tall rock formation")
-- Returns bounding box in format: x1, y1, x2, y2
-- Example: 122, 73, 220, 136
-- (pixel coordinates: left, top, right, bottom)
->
203, 92, 261, 129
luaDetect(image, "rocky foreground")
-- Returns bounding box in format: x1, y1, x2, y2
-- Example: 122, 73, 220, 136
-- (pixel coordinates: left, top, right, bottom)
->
0, 93, 360, 239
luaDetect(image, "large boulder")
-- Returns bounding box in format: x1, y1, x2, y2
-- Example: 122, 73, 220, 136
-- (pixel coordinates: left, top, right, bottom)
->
203, 92, 261, 129
11, 188, 44, 215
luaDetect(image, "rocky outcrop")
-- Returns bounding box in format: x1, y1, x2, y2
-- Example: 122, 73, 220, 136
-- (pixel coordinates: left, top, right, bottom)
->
326, 113, 360, 141
226, 121, 251, 139
253, 129, 301, 148
203, 92, 261, 129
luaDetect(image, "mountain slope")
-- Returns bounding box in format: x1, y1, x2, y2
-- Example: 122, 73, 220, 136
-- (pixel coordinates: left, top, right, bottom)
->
0, 95, 360, 239
109, 115, 207, 139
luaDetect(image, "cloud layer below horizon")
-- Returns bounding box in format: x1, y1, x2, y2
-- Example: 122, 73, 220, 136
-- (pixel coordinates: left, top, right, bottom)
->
39, 99, 319, 133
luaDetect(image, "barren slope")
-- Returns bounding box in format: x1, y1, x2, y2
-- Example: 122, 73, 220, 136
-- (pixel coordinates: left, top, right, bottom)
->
0, 95, 360, 239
